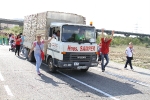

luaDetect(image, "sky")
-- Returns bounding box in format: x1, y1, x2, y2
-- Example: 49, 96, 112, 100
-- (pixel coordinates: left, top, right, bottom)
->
0, 0, 150, 34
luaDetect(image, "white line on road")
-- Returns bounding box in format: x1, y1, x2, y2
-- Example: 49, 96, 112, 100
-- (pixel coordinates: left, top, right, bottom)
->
0, 71, 4, 81
4, 85, 13, 96
105, 71, 150, 88
57, 70, 119, 100
42, 63, 119, 100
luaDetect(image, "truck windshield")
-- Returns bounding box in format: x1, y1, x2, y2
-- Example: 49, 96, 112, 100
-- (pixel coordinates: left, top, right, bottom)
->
62, 25, 95, 43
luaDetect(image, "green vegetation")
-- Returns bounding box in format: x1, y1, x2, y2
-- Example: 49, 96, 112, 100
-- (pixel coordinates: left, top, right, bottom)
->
97, 35, 150, 47
2, 26, 23, 35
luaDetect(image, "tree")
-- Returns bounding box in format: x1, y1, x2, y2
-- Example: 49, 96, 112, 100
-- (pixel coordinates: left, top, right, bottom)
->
11, 26, 23, 34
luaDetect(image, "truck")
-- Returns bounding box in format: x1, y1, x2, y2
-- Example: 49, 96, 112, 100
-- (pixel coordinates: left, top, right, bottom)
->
23, 11, 98, 72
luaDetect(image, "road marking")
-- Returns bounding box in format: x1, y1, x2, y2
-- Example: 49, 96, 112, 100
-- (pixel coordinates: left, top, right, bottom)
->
42, 63, 119, 99
57, 70, 119, 100
0, 71, 4, 81
42, 63, 119, 100
105, 71, 150, 88
91, 67, 150, 88
4, 85, 13, 96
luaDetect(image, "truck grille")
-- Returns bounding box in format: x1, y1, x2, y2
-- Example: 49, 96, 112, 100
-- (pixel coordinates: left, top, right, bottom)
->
63, 52, 97, 62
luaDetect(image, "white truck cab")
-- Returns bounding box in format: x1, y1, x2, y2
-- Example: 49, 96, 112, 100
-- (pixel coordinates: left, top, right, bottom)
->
46, 23, 98, 72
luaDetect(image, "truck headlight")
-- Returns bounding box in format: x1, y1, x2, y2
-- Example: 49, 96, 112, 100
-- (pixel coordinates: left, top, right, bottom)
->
63, 64, 68, 66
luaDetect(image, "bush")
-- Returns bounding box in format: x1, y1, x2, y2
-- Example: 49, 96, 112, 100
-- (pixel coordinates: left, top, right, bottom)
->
97, 35, 150, 46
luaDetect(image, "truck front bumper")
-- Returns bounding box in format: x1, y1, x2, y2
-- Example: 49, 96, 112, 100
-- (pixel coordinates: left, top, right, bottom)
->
57, 61, 98, 69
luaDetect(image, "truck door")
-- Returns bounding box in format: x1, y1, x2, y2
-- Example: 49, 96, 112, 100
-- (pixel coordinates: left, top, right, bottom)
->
48, 27, 61, 60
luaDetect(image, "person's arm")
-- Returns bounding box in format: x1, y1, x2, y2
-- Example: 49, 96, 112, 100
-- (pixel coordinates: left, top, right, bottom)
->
101, 28, 104, 38
125, 48, 128, 56
28, 43, 35, 57
44, 36, 54, 44
110, 30, 114, 39
16, 38, 21, 41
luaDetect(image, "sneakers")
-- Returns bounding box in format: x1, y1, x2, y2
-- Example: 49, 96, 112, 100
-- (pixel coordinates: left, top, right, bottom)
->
102, 69, 105, 72
124, 68, 127, 70
37, 71, 41, 76
131, 69, 134, 71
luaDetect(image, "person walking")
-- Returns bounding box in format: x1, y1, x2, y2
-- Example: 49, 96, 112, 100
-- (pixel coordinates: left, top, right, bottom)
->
124, 42, 134, 71
28, 34, 54, 75
20, 33, 25, 54
97, 43, 102, 65
100, 29, 114, 72
15, 35, 22, 56
0, 33, 3, 45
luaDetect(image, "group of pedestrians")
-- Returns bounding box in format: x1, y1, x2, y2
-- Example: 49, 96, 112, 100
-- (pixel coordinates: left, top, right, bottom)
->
0, 32, 10, 45
8, 33, 25, 56
97, 29, 134, 72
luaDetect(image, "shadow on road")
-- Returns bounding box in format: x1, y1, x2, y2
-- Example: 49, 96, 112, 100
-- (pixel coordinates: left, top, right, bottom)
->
17, 55, 27, 60
108, 65, 150, 77
35, 74, 60, 86
29, 61, 68, 87
133, 70, 150, 76
37, 62, 143, 97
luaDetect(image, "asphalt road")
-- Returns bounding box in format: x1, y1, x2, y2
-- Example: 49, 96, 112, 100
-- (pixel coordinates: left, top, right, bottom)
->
0, 45, 150, 100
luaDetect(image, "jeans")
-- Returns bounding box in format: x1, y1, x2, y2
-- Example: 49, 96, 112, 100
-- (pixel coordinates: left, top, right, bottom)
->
124, 57, 133, 69
20, 44, 24, 53
34, 53, 42, 73
101, 54, 109, 70
15, 45, 20, 56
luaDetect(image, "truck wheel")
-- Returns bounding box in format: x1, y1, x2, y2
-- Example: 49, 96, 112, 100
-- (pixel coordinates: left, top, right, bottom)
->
28, 49, 35, 62
24, 48, 28, 58
48, 58, 56, 73
80, 68, 89, 72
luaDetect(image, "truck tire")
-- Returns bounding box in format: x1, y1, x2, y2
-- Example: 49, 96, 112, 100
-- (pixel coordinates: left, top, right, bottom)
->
28, 49, 35, 62
48, 58, 56, 73
80, 67, 89, 72
24, 48, 28, 59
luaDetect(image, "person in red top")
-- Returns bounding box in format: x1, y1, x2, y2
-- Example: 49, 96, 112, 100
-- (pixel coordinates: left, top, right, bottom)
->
101, 29, 114, 72
15, 35, 22, 56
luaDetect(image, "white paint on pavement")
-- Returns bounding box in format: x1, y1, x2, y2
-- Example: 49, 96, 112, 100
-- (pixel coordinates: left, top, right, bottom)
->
0, 71, 4, 81
42, 63, 119, 100
105, 71, 150, 88
57, 70, 119, 100
91, 67, 150, 88
4, 85, 13, 96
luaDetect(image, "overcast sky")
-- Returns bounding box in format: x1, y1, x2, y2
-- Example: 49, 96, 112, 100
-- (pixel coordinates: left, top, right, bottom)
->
0, 0, 150, 34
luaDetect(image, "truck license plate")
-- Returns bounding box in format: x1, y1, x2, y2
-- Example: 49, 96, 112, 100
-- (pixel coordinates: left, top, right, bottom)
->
74, 62, 79, 66
77, 66, 87, 69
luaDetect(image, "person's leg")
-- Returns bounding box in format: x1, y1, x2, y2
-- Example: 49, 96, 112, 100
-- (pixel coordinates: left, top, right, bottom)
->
104, 54, 109, 68
34, 53, 42, 74
20, 44, 22, 52
18, 45, 20, 56
128, 57, 133, 69
22, 45, 24, 54
98, 54, 101, 64
124, 57, 129, 68
0, 38, 2, 45
15, 45, 19, 55
101, 54, 105, 71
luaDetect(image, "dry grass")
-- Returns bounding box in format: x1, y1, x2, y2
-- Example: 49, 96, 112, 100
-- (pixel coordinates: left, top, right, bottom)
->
109, 45, 150, 69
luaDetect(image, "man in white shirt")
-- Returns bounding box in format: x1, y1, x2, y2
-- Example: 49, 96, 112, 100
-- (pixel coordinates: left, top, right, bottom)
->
124, 42, 134, 70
